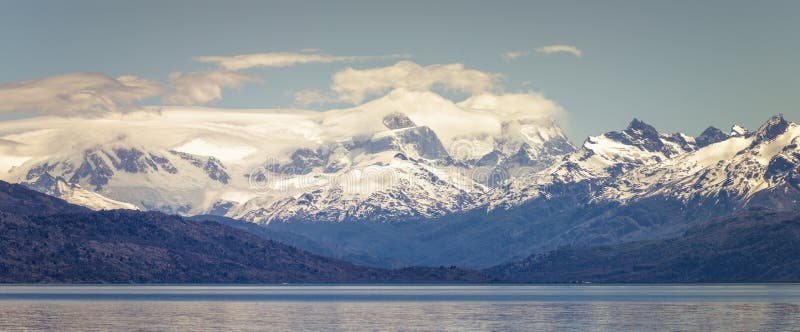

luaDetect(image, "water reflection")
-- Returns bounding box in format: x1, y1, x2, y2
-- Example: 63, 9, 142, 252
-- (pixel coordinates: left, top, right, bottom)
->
1, 285, 799, 331
3, 301, 800, 331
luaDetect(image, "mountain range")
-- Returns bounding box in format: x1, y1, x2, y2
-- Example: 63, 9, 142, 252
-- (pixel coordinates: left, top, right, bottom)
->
2, 91, 800, 270
197, 113, 800, 268
3, 179, 799, 283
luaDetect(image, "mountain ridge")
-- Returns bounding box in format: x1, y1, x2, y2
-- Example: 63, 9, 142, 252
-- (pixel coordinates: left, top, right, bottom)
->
5, 112, 800, 269
486, 208, 800, 283
0, 180, 489, 284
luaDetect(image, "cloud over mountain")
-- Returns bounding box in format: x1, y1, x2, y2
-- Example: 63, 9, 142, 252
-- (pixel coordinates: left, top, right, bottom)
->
163, 71, 261, 105
0, 73, 163, 116
296, 61, 502, 105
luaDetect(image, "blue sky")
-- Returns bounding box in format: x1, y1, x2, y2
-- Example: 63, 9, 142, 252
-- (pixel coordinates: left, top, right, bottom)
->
1, 0, 798, 142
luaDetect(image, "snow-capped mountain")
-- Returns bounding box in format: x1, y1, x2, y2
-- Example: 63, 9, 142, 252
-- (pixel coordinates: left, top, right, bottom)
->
23, 172, 137, 211
0, 89, 574, 222
484, 115, 800, 214
4, 98, 800, 268
599, 114, 800, 208
16, 145, 233, 214
485, 118, 699, 209
464, 114, 800, 255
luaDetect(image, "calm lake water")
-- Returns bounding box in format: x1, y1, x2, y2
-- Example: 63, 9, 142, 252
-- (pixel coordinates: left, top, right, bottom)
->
1, 284, 799, 331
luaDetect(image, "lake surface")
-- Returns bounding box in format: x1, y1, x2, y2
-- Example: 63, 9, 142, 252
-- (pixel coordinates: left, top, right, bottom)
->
1, 284, 799, 331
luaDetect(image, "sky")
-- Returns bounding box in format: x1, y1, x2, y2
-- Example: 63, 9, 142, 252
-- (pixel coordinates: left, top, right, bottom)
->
1, 0, 799, 143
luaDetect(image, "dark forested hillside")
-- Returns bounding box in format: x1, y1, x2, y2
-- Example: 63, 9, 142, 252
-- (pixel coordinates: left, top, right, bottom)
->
0, 181, 487, 284
487, 209, 800, 283
0, 180, 87, 216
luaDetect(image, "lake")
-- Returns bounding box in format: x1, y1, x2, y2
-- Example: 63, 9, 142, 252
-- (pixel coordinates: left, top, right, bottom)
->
1, 284, 799, 331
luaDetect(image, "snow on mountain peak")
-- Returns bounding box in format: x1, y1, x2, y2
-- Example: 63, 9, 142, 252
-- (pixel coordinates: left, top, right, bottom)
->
751, 114, 789, 146
0, 89, 575, 222
731, 124, 750, 137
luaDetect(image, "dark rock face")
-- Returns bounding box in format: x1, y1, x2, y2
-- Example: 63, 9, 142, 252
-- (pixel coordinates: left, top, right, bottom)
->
203, 157, 229, 184
751, 114, 789, 147
109, 148, 179, 174
393, 126, 449, 160
171, 150, 204, 168
171, 150, 229, 184
27, 172, 58, 193
695, 127, 729, 147
476, 150, 502, 167
149, 153, 178, 174
209, 201, 236, 216
26, 163, 60, 181
764, 145, 800, 190
348, 125, 450, 160
487, 209, 800, 283
660, 132, 694, 152
60, 149, 181, 190
382, 112, 416, 130
110, 148, 150, 173
606, 119, 665, 152
281, 148, 327, 174
69, 150, 114, 190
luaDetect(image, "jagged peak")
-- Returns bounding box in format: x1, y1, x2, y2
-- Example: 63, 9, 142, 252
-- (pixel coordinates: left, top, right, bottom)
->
730, 124, 749, 137
626, 118, 659, 134
751, 114, 790, 146
695, 126, 729, 148
594, 118, 664, 152
382, 112, 416, 130
699, 126, 725, 137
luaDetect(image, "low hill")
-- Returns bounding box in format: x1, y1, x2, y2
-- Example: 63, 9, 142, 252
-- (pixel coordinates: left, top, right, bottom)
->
487, 208, 800, 283
0, 181, 487, 284
0, 180, 87, 216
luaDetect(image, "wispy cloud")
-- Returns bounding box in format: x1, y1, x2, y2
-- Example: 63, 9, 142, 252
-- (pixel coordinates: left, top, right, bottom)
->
503, 44, 583, 60
195, 51, 411, 71
536, 44, 582, 57
293, 89, 331, 107
298, 60, 501, 105
0, 73, 163, 116
163, 71, 261, 106
502, 51, 527, 61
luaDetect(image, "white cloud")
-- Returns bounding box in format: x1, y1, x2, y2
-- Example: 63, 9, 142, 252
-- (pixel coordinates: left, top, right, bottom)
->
457, 92, 564, 121
502, 51, 526, 61
536, 44, 582, 57
293, 89, 331, 107
163, 71, 261, 106
318, 60, 501, 105
194, 51, 410, 71
0, 89, 565, 168
503, 44, 583, 60
0, 73, 164, 116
